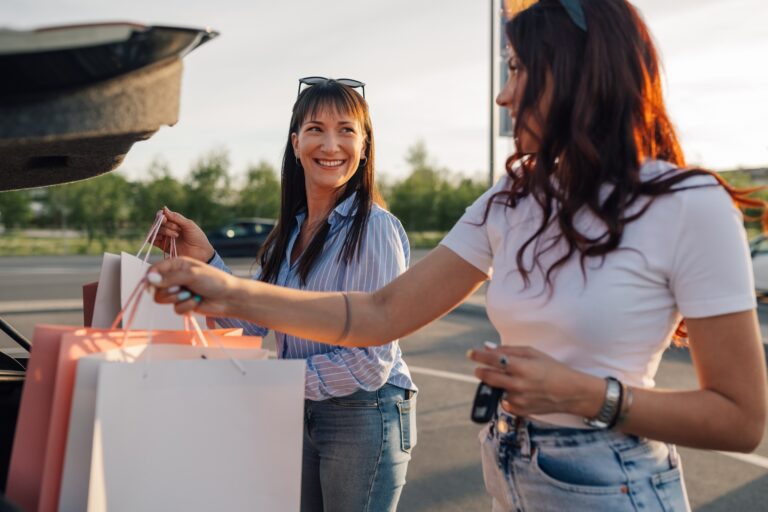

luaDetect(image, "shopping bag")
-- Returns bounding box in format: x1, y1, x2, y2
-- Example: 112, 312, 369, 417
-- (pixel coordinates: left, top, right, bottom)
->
81, 283, 98, 327
5, 325, 250, 512
6, 278, 256, 512
45, 327, 261, 512
5, 324, 78, 512
83, 344, 304, 512
120, 251, 206, 329
88, 213, 207, 330
60, 342, 270, 511
88, 253, 121, 328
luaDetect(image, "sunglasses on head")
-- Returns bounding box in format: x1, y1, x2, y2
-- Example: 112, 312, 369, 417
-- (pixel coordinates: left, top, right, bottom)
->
297, 76, 366, 99
505, 0, 587, 31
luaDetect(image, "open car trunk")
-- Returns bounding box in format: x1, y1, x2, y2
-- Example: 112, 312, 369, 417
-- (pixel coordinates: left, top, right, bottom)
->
0, 22, 218, 503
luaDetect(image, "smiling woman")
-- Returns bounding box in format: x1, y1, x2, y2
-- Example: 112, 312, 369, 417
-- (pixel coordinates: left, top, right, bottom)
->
153, 77, 417, 512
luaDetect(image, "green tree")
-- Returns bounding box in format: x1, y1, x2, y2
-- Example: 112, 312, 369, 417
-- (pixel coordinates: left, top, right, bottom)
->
133, 158, 187, 226
435, 177, 486, 230
46, 173, 134, 250
235, 160, 281, 219
0, 190, 33, 230
184, 149, 232, 230
388, 141, 442, 231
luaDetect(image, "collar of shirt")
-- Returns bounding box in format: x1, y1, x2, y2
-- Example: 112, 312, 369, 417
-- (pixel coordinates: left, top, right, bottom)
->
293, 192, 359, 229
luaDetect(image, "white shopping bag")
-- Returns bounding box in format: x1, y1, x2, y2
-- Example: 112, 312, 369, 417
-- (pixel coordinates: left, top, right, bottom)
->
59, 344, 272, 511
90, 253, 121, 328
80, 345, 304, 512
90, 212, 207, 330
119, 251, 208, 330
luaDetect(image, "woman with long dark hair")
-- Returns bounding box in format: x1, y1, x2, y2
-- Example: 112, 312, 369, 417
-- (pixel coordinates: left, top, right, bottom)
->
149, 2, 766, 510
154, 78, 417, 512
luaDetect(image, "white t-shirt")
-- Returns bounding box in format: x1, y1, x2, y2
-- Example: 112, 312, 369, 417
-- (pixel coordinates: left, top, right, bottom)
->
441, 160, 756, 428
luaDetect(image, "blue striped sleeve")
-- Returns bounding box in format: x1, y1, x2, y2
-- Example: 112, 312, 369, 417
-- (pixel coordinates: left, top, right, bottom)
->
208, 252, 270, 337
303, 211, 409, 400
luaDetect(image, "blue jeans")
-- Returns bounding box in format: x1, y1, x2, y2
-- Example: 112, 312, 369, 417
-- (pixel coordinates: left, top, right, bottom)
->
480, 410, 691, 511
301, 384, 417, 512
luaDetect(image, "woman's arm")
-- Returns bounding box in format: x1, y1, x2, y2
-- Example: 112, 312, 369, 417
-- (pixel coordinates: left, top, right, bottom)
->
471, 309, 767, 452
149, 245, 489, 346
622, 310, 766, 452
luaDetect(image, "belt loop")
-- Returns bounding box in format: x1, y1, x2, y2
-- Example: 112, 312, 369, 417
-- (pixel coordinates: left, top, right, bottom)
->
668, 444, 679, 468
514, 417, 532, 461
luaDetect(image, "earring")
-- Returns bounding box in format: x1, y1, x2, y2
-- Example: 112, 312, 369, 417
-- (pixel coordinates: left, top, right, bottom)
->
359, 156, 367, 165
295, 155, 302, 168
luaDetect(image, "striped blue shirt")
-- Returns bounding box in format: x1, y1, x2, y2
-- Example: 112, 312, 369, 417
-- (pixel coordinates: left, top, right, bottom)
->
209, 193, 416, 401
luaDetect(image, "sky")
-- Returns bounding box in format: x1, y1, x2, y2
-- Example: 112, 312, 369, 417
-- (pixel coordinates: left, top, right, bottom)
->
2, 0, 767, 184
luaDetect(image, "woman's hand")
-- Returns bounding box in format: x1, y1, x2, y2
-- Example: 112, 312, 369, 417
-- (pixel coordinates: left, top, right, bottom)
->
148, 257, 242, 317
468, 346, 604, 418
154, 206, 215, 262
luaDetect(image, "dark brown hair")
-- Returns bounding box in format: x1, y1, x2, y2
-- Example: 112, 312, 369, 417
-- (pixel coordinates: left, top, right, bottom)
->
257, 80, 385, 285
494, 0, 762, 284
492, 0, 763, 339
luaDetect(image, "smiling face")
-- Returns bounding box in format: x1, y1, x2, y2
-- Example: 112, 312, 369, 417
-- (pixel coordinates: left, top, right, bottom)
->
291, 106, 367, 198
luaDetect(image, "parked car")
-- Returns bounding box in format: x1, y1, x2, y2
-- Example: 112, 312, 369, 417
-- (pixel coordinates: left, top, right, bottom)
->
750, 234, 768, 295
207, 218, 276, 258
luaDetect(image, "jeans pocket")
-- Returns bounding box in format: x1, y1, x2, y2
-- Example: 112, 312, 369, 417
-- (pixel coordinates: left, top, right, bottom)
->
328, 390, 379, 408
396, 396, 417, 453
531, 445, 628, 495
651, 466, 690, 512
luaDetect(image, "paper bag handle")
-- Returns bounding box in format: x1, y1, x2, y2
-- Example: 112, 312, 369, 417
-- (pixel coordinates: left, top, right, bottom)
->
135, 211, 165, 264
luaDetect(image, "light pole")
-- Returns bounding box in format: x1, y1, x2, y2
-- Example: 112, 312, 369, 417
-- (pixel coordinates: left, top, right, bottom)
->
489, 0, 497, 188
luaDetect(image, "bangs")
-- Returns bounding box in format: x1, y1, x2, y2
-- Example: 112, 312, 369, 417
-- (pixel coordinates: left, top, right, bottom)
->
293, 82, 367, 129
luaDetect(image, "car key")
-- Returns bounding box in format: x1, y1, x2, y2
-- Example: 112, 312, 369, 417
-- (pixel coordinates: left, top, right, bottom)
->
470, 382, 504, 423
470, 341, 504, 423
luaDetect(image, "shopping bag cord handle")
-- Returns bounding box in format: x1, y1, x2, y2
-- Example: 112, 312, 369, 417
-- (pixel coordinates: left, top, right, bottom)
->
136, 211, 166, 264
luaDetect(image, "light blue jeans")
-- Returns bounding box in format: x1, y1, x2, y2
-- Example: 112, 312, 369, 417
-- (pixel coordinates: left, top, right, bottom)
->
300, 384, 417, 512
480, 410, 691, 511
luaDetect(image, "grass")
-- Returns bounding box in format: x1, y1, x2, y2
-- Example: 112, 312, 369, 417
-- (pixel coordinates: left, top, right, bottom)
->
0, 231, 449, 256
408, 231, 447, 249
0, 233, 147, 256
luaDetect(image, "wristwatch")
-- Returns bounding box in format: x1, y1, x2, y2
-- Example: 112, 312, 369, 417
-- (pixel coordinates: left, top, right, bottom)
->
584, 377, 622, 429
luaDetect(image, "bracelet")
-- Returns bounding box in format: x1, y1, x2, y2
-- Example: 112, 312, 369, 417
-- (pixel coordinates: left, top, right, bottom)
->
206, 251, 217, 264
614, 382, 634, 428
335, 292, 351, 343
584, 377, 622, 429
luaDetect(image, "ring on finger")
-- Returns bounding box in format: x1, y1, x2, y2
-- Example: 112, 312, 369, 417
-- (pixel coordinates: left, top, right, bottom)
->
499, 355, 509, 370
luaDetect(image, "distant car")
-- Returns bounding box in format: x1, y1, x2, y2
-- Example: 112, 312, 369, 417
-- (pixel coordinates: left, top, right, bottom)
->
750, 234, 768, 295
207, 218, 276, 258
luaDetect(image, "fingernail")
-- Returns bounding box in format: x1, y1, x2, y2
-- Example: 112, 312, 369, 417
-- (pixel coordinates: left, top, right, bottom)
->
483, 341, 498, 350
466, 349, 474, 359
167, 286, 180, 293
146, 272, 162, 285
177, 290, 191, 301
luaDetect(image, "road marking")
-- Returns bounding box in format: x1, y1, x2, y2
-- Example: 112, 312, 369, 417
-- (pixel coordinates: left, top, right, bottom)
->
409, 364, 768, 471
716, 451, 768, 470
0, 268, 96, 275
409, 365, 479, 384
0, 299, 82, 313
